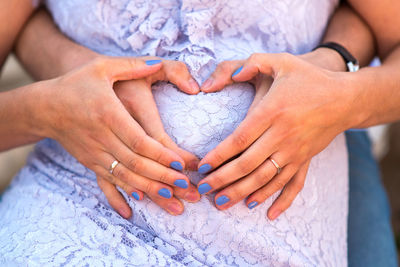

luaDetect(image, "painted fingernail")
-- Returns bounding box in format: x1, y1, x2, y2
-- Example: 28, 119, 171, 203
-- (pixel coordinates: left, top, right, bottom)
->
232, 66, 243, 77
170, 161, 183, 171
198, 164, 212, 174
131, 192, 140, 201
189, 78, 200, 93
145, 59, 162, 66
184, 190, 200, 202
248, 201, 258, 209
270, 209, 282, 220
216, 195, 230, 206
198, 183, 212, 194
167, 202, 182, 215
201, 78, 213, 91
158, 188, 172, 199
174, 179, 189, 189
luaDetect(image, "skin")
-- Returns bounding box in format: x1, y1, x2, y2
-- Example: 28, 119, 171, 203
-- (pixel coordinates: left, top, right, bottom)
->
198, 0, 400, 220
2, 6, 202, 218
10, 1, 400, 220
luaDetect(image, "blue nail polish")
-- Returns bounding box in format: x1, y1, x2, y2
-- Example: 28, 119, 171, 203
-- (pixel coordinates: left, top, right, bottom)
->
198, 164, 212, 174
198, 183, 212, 194
170, 161, 183, 171
174, 179, 188, 189
131, 192, 140, 201
232, 66, 243, 77
158, 188, 172, 199
216, 195, 230, 206
145, 59, 162, 66
248, 201, 258, 209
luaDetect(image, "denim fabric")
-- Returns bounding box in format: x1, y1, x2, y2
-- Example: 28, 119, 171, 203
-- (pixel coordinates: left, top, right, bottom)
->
346, 130, 398, 267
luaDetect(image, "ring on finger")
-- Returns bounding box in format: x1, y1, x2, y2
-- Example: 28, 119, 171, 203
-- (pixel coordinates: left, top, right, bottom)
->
269, 158, 282, 175
109, 160, 120, 175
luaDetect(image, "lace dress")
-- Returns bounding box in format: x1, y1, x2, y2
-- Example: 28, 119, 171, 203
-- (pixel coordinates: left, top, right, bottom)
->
0, 0, 347, 266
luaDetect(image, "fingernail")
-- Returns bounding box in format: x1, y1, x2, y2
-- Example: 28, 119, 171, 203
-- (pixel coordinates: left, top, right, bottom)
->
158, 188, 172, 199
145, 59, 162, 66
198, 164, 212, 174
216, 195, 230, 206
184, 190, 200, 202
270, 209, 281, 220
232, 66, 243, 77
131, 192, 140, 201
201, 78, 213, 91
167, 202, 182, 215
198, 183, 212, 194
174, 179, 189, 189
170, 161, 183, 171
189, 78, 200, 93
248, 201, 258, 209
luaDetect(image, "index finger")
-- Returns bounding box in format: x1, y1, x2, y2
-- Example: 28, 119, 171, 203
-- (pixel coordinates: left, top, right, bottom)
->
197, 96, 273, 173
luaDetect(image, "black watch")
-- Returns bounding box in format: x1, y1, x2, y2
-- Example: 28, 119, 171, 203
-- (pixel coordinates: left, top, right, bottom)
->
314, 42, 360, 72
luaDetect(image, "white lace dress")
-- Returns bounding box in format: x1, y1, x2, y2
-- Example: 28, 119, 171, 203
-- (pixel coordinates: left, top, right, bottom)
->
0, 0, 348, 266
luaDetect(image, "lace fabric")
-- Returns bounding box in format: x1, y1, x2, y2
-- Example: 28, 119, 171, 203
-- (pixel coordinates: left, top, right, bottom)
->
0, 0, 348, 266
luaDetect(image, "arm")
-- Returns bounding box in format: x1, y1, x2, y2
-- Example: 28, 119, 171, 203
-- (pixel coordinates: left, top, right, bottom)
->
0, 0, 35, 68
12, 9, 202, 217
196, 3, 386, 218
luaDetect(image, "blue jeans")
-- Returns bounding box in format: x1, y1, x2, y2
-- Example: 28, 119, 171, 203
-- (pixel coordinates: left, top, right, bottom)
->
346, 130, 398, 267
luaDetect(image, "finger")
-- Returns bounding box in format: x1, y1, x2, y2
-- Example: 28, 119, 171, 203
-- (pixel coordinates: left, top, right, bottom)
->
230, 53, 289, 83
95, 56, 163, 83
173, 183, 201, 203
106, 138, 191, 189
245, 163, 299, 215
147, 194, 185, 216
97, 176, 132, 219
105, 100, 187, 170
94, 158, 176, 201
116, 81, 199, 170
212, 158, 278, 210
266, 161, 310, 220
162, 60, 200, 94
201, 60, 244, 93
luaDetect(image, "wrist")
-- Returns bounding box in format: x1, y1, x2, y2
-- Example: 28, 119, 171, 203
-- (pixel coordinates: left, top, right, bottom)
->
300, 48, 347, 72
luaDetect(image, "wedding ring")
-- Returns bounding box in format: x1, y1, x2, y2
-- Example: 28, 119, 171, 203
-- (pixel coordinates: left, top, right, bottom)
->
109, 160, 120, 175
269, 158, 282, 175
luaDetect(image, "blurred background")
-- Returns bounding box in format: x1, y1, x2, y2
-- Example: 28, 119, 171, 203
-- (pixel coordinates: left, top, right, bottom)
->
0, 55, 399, 250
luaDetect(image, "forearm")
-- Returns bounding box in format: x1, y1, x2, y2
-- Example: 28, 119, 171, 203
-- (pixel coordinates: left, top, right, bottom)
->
0, 0, 35, 68
15, 9, 98, 80
0, 82, 46, 151
301, 3, 375, 72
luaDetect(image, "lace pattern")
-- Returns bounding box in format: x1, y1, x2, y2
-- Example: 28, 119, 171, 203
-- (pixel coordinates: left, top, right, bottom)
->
0, 0, 348, 266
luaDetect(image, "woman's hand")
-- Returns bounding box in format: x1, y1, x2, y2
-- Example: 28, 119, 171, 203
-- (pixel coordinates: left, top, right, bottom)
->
197, 53, 357, 219
97, 60, 202, 217
27, 56, 200, 218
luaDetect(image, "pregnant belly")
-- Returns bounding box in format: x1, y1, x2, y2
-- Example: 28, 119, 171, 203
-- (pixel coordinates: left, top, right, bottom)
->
152, 81, 255, 159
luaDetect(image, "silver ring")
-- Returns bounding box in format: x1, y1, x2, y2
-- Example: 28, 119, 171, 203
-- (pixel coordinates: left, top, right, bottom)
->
270, 158, 282, 174
109, 160, 120, 175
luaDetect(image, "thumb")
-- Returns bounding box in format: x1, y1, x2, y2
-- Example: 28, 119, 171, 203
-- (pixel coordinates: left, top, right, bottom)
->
231, 53, 286, 82
99, 56, 163, 82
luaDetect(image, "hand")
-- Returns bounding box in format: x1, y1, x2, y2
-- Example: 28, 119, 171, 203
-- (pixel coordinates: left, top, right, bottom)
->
29, 56, 200, 218
197, 52, 355, 219
97, 60, 202, 217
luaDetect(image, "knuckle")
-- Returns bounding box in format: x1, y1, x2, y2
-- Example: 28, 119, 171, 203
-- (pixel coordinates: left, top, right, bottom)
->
211, 174, 225, 188
273, 179, 287, 190
144, 180, 154, 195
158, 172, 171, 184
236, 157, 254, 174
231, 132, 249, 149
130, 135, 144, 151
127, 157, 143, 173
